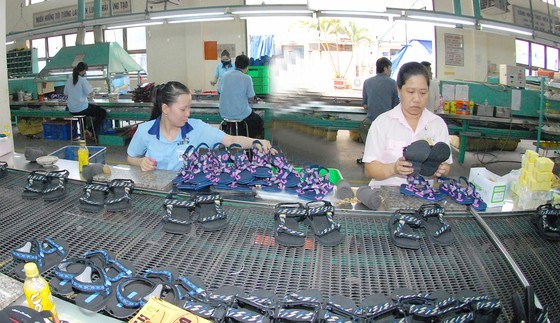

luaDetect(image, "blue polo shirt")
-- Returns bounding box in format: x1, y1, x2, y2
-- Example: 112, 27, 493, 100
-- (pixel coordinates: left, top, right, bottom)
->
218, 69, 255, 120
64, 76, 93, 113
127, 117, 225, 171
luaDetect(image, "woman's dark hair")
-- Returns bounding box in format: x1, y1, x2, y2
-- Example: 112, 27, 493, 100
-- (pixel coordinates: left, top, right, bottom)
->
150, 81, 191, 120
72, 62, 88, 85
396, 61, 430, 89
221, 50, 230, 58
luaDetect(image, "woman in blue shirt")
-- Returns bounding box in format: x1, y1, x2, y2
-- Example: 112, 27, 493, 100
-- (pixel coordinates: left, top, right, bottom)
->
210, 50, 235, 88
63, 62, 107, 138
127, 81, 272, 172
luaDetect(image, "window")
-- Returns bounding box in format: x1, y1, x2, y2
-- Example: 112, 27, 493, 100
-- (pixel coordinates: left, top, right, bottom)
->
105, 29, 124, 48
546, 46, 559, 71
515, 39, 529, 65
516, 38, 559, 72
532, 43, 545, 68
126, 27, 147, 51
48, 36, 63, 58
65, 34, 77, 47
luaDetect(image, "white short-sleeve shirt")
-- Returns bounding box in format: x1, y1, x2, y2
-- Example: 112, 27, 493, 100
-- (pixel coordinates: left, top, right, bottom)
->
362, 104, 453, 187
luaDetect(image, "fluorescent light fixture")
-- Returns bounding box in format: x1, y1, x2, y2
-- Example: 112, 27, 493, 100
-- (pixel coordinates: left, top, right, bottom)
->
399, 19, 457, 29
233, 10, 311, 15
308, 0, 385, 12
107, 21, 164, 29
408, 14, 475, 26
168, 17, 234, 24
480, 21, 533, 36
231, 4, 311, 16
319, 10, 399, 19
6, 41, 15, 45
49, 70, 105, 76
151, 11, 225, 20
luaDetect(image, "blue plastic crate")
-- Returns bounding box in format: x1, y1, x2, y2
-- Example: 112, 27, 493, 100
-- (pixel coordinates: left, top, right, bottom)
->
42, 121, 77, 140
49, 146, 107, 164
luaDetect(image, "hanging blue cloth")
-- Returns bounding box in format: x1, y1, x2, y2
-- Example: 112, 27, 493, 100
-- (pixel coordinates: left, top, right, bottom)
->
250, 35, 275, 65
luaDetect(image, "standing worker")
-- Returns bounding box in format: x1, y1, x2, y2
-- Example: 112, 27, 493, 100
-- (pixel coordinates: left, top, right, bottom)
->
218, 54, 264, 138
211, 50, 235, 89
357, 57, 400, 164
420, 61, 441, 113
64, 62, 107, 140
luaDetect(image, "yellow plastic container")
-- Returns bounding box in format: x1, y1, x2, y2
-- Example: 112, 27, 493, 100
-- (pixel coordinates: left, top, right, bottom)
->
536, 157, 554, 172
528, 177, 552, 191
532, 169, 553, 182
23, 263, 58, 318
526, 162, 534, 174
77, 140, 89, 173
525, 150, 539, 163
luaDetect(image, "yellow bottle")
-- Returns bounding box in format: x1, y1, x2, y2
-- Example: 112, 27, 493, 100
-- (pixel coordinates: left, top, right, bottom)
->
78, 140, 89, 173
23, 262, 58, 319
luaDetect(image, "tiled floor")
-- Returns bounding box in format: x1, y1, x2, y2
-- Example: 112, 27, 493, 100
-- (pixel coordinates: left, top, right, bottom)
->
11, 125, 557, 186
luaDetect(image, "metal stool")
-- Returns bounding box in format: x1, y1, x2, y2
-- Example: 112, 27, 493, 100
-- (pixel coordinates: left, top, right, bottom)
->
219, 118, 249, 137
66, 115, 97, 144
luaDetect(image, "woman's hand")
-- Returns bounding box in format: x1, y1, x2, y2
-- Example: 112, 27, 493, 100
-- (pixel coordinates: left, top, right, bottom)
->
434, 162, 451, 178
394, 157, 414, 176
140, 157, 157, 172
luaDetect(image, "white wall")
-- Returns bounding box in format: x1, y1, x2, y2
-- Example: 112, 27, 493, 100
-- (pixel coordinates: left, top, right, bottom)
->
1, 0, 14, 151
5, 0, 246, 91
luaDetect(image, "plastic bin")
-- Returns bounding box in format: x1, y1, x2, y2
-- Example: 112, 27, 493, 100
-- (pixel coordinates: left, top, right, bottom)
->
42, 121, 77, 140
49, 146, 107, 164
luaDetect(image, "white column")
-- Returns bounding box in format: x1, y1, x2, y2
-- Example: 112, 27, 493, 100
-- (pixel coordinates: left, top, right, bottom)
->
0, 0, 14, 152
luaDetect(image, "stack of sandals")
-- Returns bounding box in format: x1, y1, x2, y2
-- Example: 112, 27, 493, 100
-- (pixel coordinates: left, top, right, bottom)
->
389, 203, 455, 250
438, 176, 487, 211
533, 203, 560, 240
274, 201, 343, 247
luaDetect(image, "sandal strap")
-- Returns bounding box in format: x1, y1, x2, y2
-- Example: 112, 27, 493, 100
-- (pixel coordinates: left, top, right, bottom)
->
363, 302, 400, 317
176, 276, 207, 299
284, 293, 321, 304
71, 264, 112, 296
79, 183, 109, 205
394, 221, 421, 240
315, 212, 341, 237
277, 308, 316, 321
442, 312, 474, 323
543, 215, 560, 232
434, 215, 452, 238
54, 258, 91, 280
144, 269, 175, 284
183, 301, 218, 318
105, 259, 134, 282
83, 249, 112, 266
199, 199, 227, 223
116, 277, 160, 308
394, 213, 422, 226
11, 239, 43, 266
105, 187, 132, 205
24, 172, 46, 193
226, 308, 266, 322
276, 214, 305, 237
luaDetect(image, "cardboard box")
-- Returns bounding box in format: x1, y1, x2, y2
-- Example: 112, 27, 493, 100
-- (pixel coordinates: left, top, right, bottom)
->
129, 297, 211, 323
468, 167, 507, 208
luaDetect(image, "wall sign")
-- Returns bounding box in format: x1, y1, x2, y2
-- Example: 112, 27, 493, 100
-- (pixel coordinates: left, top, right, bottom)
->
444, 33, 464, 67
33, 0, 132, 28
512, 5, 559, 34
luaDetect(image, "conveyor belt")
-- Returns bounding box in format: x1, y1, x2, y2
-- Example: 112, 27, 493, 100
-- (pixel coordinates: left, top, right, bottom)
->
0, 171, 535, 321
484, 213, 560, 322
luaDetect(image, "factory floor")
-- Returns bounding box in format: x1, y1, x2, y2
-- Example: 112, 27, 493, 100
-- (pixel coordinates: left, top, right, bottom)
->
11, 124, 556, 185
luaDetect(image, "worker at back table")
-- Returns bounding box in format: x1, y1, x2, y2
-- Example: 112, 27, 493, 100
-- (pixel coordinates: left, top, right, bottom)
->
218, 54, 264, 138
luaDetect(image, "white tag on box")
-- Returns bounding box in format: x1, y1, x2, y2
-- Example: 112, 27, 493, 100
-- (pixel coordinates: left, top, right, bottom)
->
468, 167, 507, 208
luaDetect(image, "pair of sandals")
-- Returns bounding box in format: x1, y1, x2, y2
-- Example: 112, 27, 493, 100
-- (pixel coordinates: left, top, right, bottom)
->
162, 192, 228, 234
533, 203, 560, 241
22, 169, 70, 201
403, 140, 451, 177
11, 237, 70, 280
51, 249, 135, 313
79, 179, 135, 212
274, 201, 343, 247
293, 165, 334, 201
389, 203, 455, 250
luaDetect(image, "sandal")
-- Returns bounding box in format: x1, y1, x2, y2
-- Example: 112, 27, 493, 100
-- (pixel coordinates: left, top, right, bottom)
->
105, 179, 135, 212
420, 142, 451, 177
72, 263, 114, 312
106, 267, 179, 319
361, 293, 404, 321
305, 201, 343, 247
0, 161, 7, 178
194, 193, 229, 232
296, 165, 334, 201
274, 202, 307, 247
418, 203, 456, 246
250, 140, 273, 179
324, 295, 363, 321
388, 210, 423, 250
403, 139, 431, 177
455, 290, 502, 322
225, 289, 276, 323
51, 249, 114, 296
42, 169, 70, 201
21, 171, 47, 199
407, 290, 473, 322
161, 193, 197, 234
533, 203, 560, 241
229, 144, 255, 185
12, 237, 70, 280
278, 289, 324, 322
79, 182, 110, 212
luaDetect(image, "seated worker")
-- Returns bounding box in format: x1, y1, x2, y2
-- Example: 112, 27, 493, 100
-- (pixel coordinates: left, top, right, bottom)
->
211, 50, 235, 89
112, 74, 131, 94
127, 81, 272, 172
218, 54, 264, 138
64, 62, 107, 138
362, 61, 452, 187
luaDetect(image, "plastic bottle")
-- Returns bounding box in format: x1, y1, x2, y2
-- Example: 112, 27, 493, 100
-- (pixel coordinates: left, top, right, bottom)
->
23, 262, 58, 319
78, 140, 89, 173
3, 124, 11, 138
